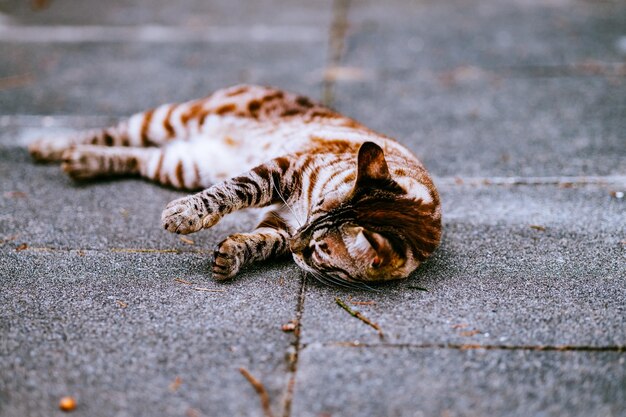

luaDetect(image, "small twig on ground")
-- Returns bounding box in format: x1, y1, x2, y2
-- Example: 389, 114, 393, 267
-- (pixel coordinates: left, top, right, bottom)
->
351, 300, 376, 306
407, 285, 429, 291
192, 287, 225, 293
335, 297, 384, 339
460, 330, 481, 337
238, 367, 274, 417
179, 236, 195, 245
169, 376, 183, 392
174, 278, 194, 285
529, 224, 546, 231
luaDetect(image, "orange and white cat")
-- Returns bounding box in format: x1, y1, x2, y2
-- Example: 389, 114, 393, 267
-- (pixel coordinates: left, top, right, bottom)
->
29, 85, 441, 288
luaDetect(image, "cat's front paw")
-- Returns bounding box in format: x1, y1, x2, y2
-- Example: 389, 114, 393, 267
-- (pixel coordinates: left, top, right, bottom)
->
161, 196, 220, 234
211, 237, 245, 280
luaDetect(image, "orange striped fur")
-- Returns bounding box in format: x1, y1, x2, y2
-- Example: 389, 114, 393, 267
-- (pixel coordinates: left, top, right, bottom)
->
29, 85, 441, 285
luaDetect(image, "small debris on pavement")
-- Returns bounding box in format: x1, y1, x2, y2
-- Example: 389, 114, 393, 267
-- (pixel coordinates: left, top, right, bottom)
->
186, 408, 202, 417
174, 278, 194, 285
239, 367, 274, 417
530, 225, 546, 231
407, 285, 429, 291
610, 190, 624, 199
179, 236, 195, 245
59, 396, 76, 412
192, 287, 225, 293
169, 376, 183, 392
15, 243, 28, 252
0, 74, 35, 90
452, 323, 469, 330
335, 297, 384, 339
281, 321, 297, 332
323, 66, 370, 82
3, 191, 27, 199
31, 0, 52, 11
0, 235, 18, 244
116, 300, 128, 309
350, 300, 376, 306
460, 330, 482, 337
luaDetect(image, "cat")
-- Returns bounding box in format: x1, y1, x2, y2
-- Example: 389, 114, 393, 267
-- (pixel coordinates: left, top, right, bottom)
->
29, 84, 441, 288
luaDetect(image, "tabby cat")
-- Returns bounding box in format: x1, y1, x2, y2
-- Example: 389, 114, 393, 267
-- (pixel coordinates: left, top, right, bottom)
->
29, 85, 441, 288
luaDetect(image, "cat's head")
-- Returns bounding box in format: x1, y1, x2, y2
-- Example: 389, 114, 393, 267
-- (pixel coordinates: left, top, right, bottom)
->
290, 141, 441, 286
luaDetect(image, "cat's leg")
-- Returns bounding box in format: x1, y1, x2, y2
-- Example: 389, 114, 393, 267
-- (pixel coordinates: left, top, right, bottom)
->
61, 141, 210, 190
60, 145, 160, 181
212, 211, 292, 279
161, 155, 300, 234
29, 98, 208, 162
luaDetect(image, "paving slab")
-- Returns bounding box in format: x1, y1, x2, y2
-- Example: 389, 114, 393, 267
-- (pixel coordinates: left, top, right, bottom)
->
341, 0, 626, 69
0, 0, 332, 27
334, 73, 626, 177
0, 41, 326, 115
331, 0, 626, 177
299, 184, 626, 347
291, 345, 626, 417
0, 250, 302, 417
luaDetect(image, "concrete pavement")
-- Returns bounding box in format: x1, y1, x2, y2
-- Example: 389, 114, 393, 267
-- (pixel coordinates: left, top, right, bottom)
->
1, 0, 625, 416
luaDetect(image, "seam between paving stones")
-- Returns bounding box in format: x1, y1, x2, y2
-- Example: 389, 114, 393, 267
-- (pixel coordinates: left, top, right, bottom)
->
281, 274, 308, 417
0, 25, 327, 43
0, 246, 212, 255
322, 0, 351, 106
303, 342, 626, 352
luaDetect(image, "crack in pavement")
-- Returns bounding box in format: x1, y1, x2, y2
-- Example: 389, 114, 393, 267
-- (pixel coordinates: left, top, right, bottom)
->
322, 0, 351, 106
281, 274, 308, 417
312, 342, 626, 352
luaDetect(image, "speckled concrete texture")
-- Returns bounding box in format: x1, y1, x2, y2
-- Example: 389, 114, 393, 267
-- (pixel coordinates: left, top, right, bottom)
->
1, 0, 625, 416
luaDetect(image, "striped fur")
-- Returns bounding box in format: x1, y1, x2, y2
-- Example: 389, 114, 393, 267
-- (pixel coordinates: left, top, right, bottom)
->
29, 85, 441, 284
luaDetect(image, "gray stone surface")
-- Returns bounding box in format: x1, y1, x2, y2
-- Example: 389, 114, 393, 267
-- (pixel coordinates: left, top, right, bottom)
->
1, 0, 626, 415
341, 0, 626, 68
292, 345, 626, 417
300, 184, 626, 347
332, 0, 626, 177
334, 75, 626, 177
0, 250, 302, 417
0, 42, 326, 115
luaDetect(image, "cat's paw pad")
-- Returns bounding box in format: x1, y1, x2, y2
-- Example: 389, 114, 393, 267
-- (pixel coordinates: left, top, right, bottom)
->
211, 237, 245, 280
161, 196, 218, 235
60, 148, 102, 180
29, 138, 74, 163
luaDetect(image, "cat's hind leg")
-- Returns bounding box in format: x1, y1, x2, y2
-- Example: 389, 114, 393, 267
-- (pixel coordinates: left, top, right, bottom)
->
29, 122, 135, 163
61, 142, 208, 191
211, 211, 292, 280
60, 145, 160, 181
29, 98, 206, 162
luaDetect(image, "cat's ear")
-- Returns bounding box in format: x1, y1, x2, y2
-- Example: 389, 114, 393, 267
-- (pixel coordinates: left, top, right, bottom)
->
352, 227, 395, 269
355, 142, 392, 188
